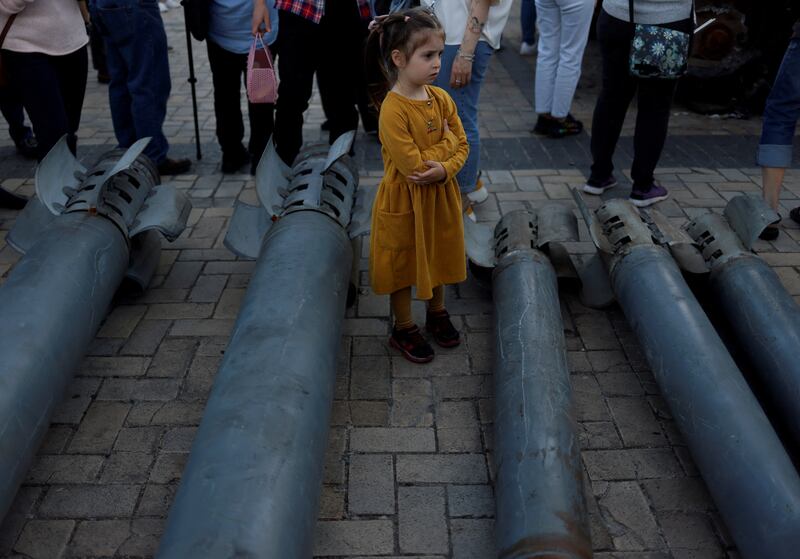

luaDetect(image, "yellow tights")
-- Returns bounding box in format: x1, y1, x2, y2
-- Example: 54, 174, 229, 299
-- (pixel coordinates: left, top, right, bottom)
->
390, 286, 445, 329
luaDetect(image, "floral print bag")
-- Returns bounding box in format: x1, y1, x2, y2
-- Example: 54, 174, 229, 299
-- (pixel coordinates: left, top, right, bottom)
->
628, 0, 692, 79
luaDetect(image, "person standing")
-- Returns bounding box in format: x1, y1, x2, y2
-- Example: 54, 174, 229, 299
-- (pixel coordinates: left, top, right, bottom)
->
206, 0, 278, 174
90, 0, 191, 175
272, 0, 372, 166
0, 0, 88, 160
531, 0, 594, 138
582, 0, 693, 207
424, 0, 513, 216
758, 20, 800, 240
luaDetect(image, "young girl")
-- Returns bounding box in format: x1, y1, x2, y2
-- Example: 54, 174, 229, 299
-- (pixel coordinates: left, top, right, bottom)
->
365, 8, 470, 364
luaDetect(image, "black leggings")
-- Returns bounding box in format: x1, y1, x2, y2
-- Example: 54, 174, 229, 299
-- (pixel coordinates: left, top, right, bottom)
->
589, 10, 692, 189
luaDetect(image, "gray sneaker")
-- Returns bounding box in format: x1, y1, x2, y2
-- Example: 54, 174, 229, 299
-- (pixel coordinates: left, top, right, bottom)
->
630, 183, 669, 207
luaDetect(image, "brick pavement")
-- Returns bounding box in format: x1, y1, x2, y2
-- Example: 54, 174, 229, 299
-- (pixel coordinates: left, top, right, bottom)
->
1, 3, 800, 558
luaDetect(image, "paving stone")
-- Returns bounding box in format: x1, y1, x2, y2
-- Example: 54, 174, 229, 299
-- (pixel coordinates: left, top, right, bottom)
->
0, 487, 41, 555
98, 378, 181, 401
149, 452, 188, 484
26, 455, 104, 484
145, 302, 215, 320
313, 520, 394, 556
450, 519, 494, 559
136, 483, 177, 517
348, 454, 394, 515
124, 403, 164, 426
99, 452, 154, 484
114, 426, 163, 453
180, 354, 221, 401
572, 374, 612, 422
583, 449, 683, 480
350, 356, 391, 399
438, 426, 484, 452
579, 421, 623, 450
68, 520, 130, 557
392, 353, 471, 377
51, 377, 103, 424
189, 274, 228, 302
596, 481, 665, 550
162, 261, 203, 289
151, 401, 206, 425
396, 454, 488, 484
121, 319, 172, 355
39, 485, 140, 518
391, 379, 434, 427
447, 485, 494, 517
81, 356, 150, 377
658, 511, 723, 555
399, 486, 448, 554
607, 397, 667, 447
169, 318, 235, 337
213, 287, 246, 319
575, 315, 621, 350
641, 478, 713, 512
319, 485, 345, 520
97, 305, 146, 338
597, 373, 645, 396
432, 375, 493, 399
68, 402, 130, 453
349, 401, 390, 426
351, 427, 436, 453
14, 520, 74, 559
116, 518, 164, 557
162, 426, 197, 452
39, 427, 73, 455
146, 338, 197, 378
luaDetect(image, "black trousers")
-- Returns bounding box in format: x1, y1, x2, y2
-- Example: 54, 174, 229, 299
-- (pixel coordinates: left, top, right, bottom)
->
274, 1, 362, 165
207, 39, 274, 161
2, 47, 88, 159
589, 10, 692, 189
0, 85, 28, 142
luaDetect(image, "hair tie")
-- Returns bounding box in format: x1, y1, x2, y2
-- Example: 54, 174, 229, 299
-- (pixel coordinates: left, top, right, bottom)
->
404, 16, 410, 22
369, 14, 389, 32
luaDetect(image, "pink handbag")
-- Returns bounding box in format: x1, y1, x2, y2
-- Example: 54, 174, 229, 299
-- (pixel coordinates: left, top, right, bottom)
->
246, 34, 278, 104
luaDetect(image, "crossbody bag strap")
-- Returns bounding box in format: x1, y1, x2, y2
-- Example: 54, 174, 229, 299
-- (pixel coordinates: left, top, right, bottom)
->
0, 14, 18, 50
628, 0, 634, 26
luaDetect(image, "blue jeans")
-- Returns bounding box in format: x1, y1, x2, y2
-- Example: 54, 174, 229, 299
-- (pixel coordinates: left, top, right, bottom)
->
521, 0, 538, 44
434, 42, 493, 194
90, 0, 171, 164
758, 39, 800, 168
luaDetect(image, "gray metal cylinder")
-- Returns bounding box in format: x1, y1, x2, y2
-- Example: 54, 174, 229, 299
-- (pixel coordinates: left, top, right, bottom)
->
493, 249, 591, 559
0, 214, 129, 518
612, 245, 800, 558
710, 255, 800, 445
157, 211, 353, 558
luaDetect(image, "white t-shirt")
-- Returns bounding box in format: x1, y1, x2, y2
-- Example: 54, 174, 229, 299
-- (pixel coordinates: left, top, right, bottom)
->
421, 0, 513, 50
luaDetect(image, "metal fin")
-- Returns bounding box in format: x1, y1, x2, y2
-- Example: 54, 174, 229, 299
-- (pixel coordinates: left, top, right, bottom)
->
103, 138, 151, 183
124, 230, 162, 294
348, 184, 377, 238
570, 188, 614, 254
324, 131, 357, 172
35, 135, 86, 215
129, 184, 192, 242
6, 197, 57, 254
685, 211, 748, 268
537, 203, 579, 248
223, 201, 273, 259
645, 209, 708, 275
464, 217, 497, 268
724, 194, 780, 250
576, 252, 616, 308
255, 136, 291, 216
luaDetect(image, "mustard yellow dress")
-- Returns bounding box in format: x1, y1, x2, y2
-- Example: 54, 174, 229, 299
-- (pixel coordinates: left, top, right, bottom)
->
370, 85, 470, 300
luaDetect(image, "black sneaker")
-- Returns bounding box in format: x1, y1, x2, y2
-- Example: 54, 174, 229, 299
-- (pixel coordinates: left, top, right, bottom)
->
531, 115, 554, 136
425, 309, 460, 348
0, 186, 28, 210
790, 207, 800, 226
548, 114, 583, 138
221, 148, 250, 174
759, 215, 781, 241
157, 157, 191, 176
389, 324, 435, 364
13, 129, 38, 160
583, 175, 618, 195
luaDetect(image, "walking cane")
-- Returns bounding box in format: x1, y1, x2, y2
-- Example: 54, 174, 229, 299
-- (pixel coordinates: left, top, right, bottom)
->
181, 0, 202, 160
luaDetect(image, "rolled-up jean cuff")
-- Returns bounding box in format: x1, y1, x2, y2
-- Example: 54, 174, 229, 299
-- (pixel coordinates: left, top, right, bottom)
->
757, 144, 793, 168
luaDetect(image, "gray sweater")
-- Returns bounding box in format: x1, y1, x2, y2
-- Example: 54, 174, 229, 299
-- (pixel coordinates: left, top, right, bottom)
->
603, 0, 693, 25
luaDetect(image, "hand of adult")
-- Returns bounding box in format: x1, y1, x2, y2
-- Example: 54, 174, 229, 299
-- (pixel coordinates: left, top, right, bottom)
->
408, 161, 447, 185
252, 0, 272, 35
450, 55, 472, 89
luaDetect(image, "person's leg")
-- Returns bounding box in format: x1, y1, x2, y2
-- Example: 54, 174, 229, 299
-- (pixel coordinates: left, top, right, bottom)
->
521, 0, 538, 46
587, 9, 637, 187
91, 0, 137, 150
391, 287, 414, 329
758, 39, 800, 211
53, 46, 88, 155
629, 76, 678, 190
2, 50, 70, 160
389, 286, 434, 363
318, 0, 360, 145
207, 39, 249, 170
549, 0, 594, 119
426, 285, 460, 347
434, 42, 493, 196
429, 285, 445, 312
534, 0, 561, 116
274, 10, 319, 165
0, 86, 28, 142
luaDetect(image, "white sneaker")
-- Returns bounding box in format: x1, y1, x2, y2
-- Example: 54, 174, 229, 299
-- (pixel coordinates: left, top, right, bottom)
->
520, 42, 537, 56
467, 184, 489, 204
165, 0, 181, 8
464, 205, 477, 223
158, 2, 168, 12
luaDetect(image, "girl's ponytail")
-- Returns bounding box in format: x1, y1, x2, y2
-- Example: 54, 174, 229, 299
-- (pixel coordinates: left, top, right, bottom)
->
365, 21, 390, 110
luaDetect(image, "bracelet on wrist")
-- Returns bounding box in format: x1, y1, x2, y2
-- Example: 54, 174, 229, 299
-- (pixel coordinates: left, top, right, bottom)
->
457, 48, 476, 62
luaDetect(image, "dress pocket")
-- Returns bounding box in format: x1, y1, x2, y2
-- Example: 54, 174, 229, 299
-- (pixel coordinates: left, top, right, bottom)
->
376, 210, 415, 250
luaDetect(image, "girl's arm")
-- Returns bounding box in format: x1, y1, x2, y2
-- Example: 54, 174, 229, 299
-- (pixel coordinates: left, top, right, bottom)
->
379, 102, 453, 178
438, 94, 470, 180
252, 0, 272, 34
450, 0, 492, 89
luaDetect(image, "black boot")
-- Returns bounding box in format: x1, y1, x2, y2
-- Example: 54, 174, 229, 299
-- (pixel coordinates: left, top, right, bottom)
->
0, 186, 27, 210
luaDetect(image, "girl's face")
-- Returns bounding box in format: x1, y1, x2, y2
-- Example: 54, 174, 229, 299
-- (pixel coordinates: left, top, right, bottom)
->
393, 32, 445, 87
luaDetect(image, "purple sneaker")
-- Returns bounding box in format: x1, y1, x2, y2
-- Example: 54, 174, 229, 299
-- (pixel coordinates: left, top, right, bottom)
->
583, 175, 617, 195
630, 183, 669, 207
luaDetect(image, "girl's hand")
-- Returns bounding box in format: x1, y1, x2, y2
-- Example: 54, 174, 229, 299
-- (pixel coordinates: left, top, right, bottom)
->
443, 119, 450, 134
450, 55, 472, 89
408, 161, 447, 185
252, 0, 272, 35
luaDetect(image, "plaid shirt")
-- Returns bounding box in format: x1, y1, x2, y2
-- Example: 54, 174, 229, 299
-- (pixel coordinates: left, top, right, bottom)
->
276, 0, 373, 24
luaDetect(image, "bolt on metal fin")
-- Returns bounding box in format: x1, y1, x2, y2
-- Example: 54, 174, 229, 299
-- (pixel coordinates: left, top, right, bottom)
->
224, 201, 273, 259
35, 135, 86, 215
723, 194, 780, 250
